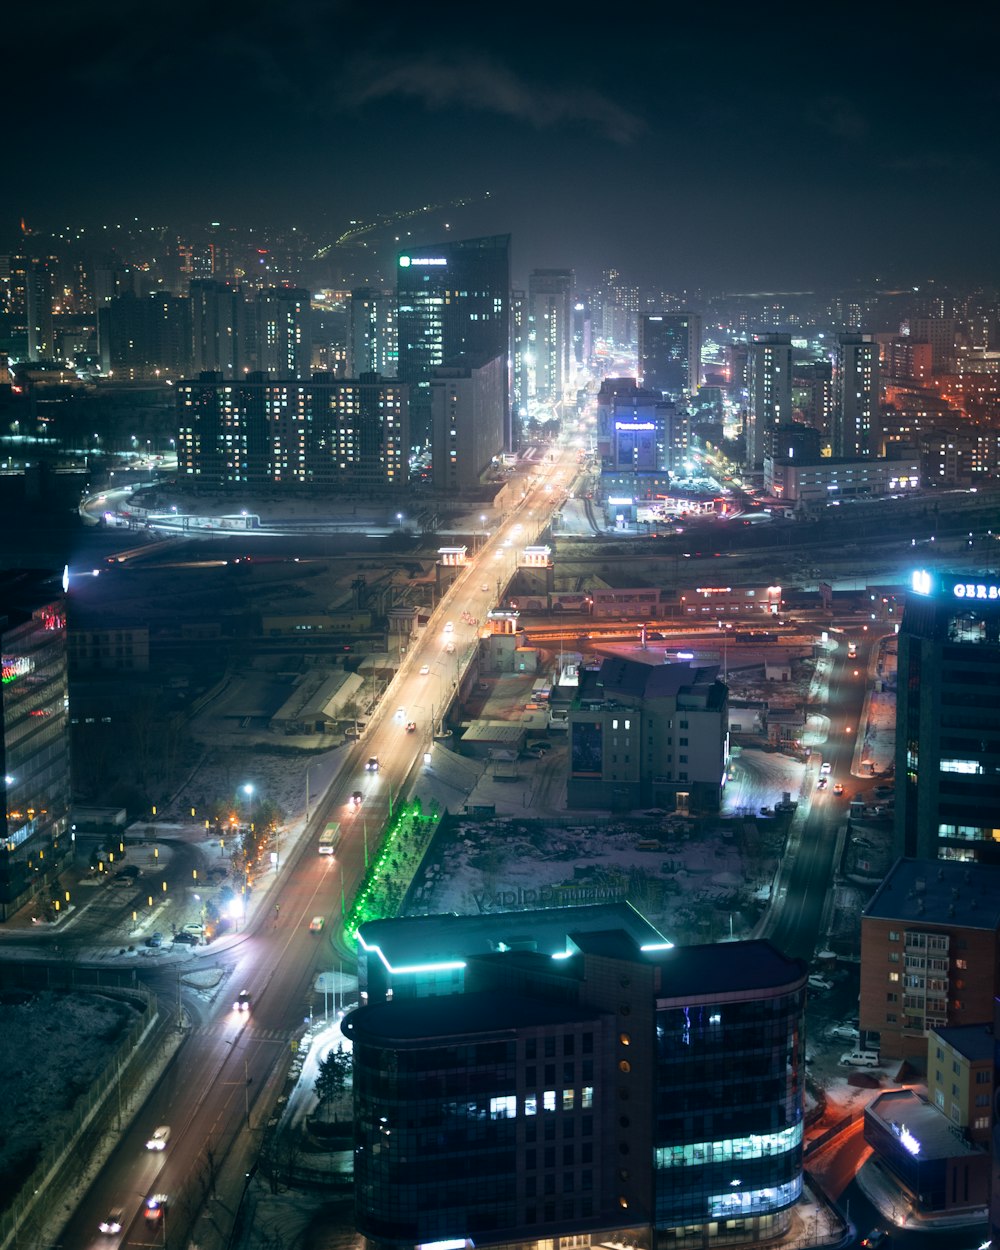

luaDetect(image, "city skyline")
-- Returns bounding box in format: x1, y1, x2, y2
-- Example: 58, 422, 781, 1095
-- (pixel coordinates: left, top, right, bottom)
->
7, 3, 1000, 290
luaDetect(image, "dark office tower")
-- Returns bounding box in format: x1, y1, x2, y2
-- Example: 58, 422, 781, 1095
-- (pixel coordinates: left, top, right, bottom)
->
638, 313, 702, 398
99, 292, 192, 379
25, 259, 55, 361
256, 287, 312, 376
0, 570, 71, 920
746, 333, 793, 467
833, 334, 879, 458
347, 288, 396, 377
528, 268, 574, 400
190, 280, 244, 376
346, 907, 807, 1250
895, 569, 1000, 863
792, 361, 833, 439
397, 235, 510, 449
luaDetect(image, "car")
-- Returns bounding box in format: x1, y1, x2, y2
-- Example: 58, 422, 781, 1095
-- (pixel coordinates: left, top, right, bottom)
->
419, 664, 430, 675
840, 1049, 880, 1068
481, 583, 489, 592
833, 782, 844, 795
99, 1208, 125, 1235
308, 916, 325, 933
366, 756, 379, 772
172, 931, 198, 945
820, 762, 832, 775
396, 706, 406, 720
233, 989, 251, 1013
405, 721, 417, 733
351, 790, 363, 807
807, 974, 833, 992
145, 1124, 170, 1151
816, 777, 828, 790
182, 922, 204, 935
830, 1024, 860, 1041
444, 641, 455, 653
145, 932, 163, 948
145, 1195, 168, 1223
443, 621, 454, 633
860, 1230, 888, 1248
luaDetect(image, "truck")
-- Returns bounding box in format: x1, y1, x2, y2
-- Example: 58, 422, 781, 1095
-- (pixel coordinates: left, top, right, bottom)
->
318, 822, 341, 856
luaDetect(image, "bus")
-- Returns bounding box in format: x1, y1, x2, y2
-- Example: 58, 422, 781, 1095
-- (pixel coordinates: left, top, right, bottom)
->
318, 822, 341, 856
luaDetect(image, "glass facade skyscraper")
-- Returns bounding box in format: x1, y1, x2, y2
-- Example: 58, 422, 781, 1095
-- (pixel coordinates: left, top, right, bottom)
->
0, 570, 71, 919
396, 235, 510, 449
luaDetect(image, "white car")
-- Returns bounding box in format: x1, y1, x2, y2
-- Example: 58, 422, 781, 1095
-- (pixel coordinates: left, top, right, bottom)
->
419, 664, 430, 675
443, 621, 454, 633
830, 1024, 860, 1041
807, 974, 833, 992
145, 1124, 170, 1151
820, 762, 832, 775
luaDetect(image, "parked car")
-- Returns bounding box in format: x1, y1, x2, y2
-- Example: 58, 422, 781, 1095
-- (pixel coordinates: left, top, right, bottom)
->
172, 931, 198, 945
145, 932, 163, 948
807, 974, 833, 992
829, 1024, 860, 1042
840, 1049, 880, 1068
145, 1124, 170, 1151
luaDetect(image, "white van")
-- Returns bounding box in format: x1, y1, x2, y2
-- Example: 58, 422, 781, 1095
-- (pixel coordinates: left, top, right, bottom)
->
840, 1049, 879, 1068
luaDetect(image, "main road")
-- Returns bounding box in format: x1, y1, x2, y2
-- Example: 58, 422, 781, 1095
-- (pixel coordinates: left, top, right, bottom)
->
55, 442, 581, 1250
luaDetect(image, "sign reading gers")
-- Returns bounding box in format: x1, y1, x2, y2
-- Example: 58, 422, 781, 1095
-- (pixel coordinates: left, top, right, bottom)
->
911, 569, 1000, 601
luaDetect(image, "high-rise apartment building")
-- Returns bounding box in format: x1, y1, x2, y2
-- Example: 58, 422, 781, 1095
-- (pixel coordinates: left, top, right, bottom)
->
528, 269, 574, 400
189, 279, 245, 376
430, 356, 506, 493
396, 235, 510, 449
256, 287, 312, 376
896, 568, 1000, 863
746, 334, 793, 467
176, 371, 407, 493
98, 291, 193, 379
510, 288, 529, 432
347, 287, 396, 378
905, 317, 957, 374
638, 313, 701, 398
345, 905, 807, 1250
833, 334, 880, 458
0, 570, 71, 920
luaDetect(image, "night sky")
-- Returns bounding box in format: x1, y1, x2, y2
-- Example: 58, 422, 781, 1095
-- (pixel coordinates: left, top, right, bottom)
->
10, 2, 1000, 289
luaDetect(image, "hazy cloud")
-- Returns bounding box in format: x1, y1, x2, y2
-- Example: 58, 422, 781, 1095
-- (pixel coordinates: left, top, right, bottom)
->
345, 53, 644, 144
804, 95, 869, 141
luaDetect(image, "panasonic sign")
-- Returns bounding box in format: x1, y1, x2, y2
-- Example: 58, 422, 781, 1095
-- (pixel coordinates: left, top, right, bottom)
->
614, 421, 655, 431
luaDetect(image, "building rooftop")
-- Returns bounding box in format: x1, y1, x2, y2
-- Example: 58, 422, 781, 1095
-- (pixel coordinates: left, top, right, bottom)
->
357, 903, 669, 977
865, 858, 1000, 931
647, 940, 806, 998
867, 1088, 983, 1160
931, 1023, 996, 1064
594, 656, 723, 703
344, 990, 602, 1046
